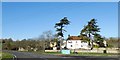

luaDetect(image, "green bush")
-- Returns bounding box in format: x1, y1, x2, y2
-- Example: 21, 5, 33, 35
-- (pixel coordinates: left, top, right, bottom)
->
94, 45, 99, 48
107, 44, 113, 48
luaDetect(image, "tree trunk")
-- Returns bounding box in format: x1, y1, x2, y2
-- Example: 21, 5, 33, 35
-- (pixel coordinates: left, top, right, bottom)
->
60, 37, 62, 52
88, 33, 93, 50
43, 40, 45, 52
60, 25, 63, 52
60, 25, 63, 37
91, 40, 93, 50
88, 33, 91, 46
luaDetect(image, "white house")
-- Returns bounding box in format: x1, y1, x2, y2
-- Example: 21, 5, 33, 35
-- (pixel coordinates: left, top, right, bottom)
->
66, 36, 89, 49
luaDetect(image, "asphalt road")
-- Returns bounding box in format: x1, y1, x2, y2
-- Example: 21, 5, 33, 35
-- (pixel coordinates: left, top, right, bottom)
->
3, 50, 120, 60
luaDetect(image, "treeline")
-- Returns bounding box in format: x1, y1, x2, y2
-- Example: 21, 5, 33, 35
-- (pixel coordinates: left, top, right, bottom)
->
2, 30, 60, 51
2, 38, 42, 50
2, 38, 60, 51
106, 37, 120, 48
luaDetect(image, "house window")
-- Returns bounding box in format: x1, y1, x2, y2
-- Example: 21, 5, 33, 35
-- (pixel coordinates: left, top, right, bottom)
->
81, 41, 87, 43
68, 41, 72, 43
81, 45, 83, 47
71, 45, 72, 47
76, 41, 77, 43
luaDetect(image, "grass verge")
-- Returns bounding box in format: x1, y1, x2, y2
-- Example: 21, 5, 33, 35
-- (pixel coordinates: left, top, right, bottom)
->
1, 52, 14, 60
44, 52, 119, 56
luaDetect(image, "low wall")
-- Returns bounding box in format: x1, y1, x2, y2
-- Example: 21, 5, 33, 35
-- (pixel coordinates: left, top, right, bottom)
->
71, 49, 119, 53
45, 48, 119, 53
45, 50, 60, 52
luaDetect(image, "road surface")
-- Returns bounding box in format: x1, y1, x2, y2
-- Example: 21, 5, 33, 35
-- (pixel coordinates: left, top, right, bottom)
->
3, 50, 119, 60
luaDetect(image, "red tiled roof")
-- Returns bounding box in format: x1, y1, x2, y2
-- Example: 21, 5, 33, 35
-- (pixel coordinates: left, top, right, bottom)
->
67, 36, 82, 40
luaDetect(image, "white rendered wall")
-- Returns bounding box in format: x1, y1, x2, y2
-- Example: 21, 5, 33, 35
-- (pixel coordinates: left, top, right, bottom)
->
66, 40, 88, 49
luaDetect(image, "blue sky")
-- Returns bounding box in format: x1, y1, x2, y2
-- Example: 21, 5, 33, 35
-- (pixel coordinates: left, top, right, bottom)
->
2, 0, 119, 2
0, 2, 1, 39
2, 2, 118, 40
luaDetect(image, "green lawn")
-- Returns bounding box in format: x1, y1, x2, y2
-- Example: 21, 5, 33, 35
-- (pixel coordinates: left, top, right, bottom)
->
2, 52, 14, 59
0, 52, 2, 60
29, 50, 119, 56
